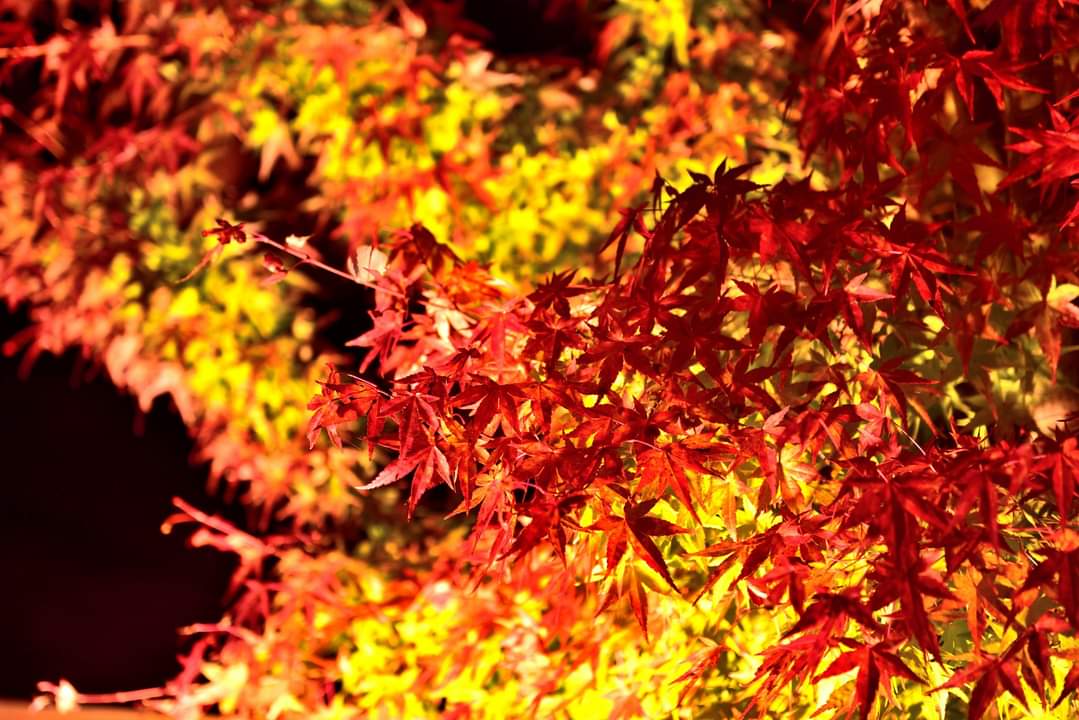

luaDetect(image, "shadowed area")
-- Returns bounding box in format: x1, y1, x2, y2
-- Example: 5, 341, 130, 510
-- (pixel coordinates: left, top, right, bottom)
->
461, 0, 607, 61
0, 309, 237, 700
0, 700, 146, 718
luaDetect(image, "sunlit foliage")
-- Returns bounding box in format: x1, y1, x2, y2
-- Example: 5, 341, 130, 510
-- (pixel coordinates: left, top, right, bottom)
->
8, 1, 1079, 719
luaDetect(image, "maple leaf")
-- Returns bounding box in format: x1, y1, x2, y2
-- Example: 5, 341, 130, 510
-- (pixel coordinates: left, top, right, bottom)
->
783, 590, 883, 640
202, 217, 247, 245
674, 638, 726, 706
599, 204, 649, 282
256, 116, 301, 182
358, 443, 451, 518
454, 376, 530, 437
1020, 530, 1079, 630
953, 50, 1045, 119
1051, 439, 1079, 520
1056, 662, 1079, 710
1002, 109, 1079, 227
935, 653, 1034, 720
816, 641, 923, 720
634, 443, 705, 525
306, 365, 382, 449
527, 270, 590, 319
260, 252, 288, 286
500, 493, 587, 563
844, 272, 894, 304
590, 498, 686, 598
347, 244, 389, 284
178, 218, 250, 282
347, 308, 408, 374
626, 565, 651, 640
120, 52, 164, 118
523, 315, 586, 374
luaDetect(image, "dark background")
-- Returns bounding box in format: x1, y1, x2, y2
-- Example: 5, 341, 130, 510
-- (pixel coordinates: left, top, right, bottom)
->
0, 308, 237, 700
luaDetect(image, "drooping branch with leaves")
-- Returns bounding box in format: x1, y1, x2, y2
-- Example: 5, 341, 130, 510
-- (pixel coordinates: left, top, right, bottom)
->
294, 2, 1079, 717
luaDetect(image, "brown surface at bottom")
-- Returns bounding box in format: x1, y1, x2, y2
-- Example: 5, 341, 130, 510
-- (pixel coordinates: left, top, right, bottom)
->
0, 702, 154, 718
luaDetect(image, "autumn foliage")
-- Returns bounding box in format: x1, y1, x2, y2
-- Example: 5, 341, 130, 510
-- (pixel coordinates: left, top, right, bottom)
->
6, 0, 1079, 718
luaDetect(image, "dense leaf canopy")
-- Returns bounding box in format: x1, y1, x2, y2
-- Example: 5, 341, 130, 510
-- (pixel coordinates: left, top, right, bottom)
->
5, 1, 1079, 718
